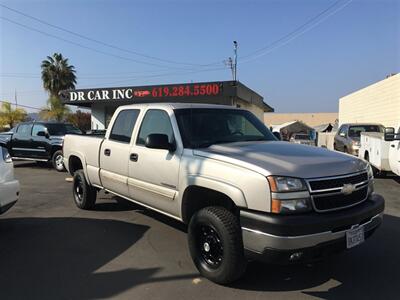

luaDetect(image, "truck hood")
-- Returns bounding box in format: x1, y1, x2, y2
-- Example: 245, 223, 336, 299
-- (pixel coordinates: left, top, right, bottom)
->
193, 141, 368, 179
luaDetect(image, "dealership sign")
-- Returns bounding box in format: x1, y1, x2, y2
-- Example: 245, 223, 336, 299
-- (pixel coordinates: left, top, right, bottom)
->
61, 82, 223, 103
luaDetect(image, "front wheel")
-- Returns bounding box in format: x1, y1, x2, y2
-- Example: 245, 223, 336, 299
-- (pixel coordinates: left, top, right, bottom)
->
52, 150, 65, 172
188, 207, 247, 284
73, 170, 97, 209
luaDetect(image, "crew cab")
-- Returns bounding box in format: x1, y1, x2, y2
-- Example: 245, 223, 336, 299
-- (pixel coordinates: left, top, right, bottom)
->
0, 121, 81, 171
63, 103, 384, 284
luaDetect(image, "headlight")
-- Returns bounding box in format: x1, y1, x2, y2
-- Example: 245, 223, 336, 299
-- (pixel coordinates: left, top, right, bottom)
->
267, 176, 311, 214
1, 147, 12, 163
267, 176, 306, 192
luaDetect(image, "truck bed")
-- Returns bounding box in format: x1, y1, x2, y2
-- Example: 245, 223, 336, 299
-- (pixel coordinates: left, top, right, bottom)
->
63, 134, 104, 185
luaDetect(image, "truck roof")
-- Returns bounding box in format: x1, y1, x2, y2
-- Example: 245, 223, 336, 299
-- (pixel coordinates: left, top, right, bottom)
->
119, 102, 241, 110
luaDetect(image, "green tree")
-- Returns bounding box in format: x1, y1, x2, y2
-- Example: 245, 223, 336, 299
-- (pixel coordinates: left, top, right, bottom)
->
66, 110, 91, 132
0, 102, 27, 128
40, 53, 76, 121
39, 95, 71, 122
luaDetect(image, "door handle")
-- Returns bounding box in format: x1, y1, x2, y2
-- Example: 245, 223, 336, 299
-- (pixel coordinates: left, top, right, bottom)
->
391, 144, 395, 148
130, 153, 138, 162
104, 148, 111, 156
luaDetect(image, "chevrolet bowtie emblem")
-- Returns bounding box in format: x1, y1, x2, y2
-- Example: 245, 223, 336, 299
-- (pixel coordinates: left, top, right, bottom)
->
342, 184, 356, 195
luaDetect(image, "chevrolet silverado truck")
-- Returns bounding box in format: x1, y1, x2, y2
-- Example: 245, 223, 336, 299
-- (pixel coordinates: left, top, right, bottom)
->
63, 103, 384, 284
0, 121, 82, 171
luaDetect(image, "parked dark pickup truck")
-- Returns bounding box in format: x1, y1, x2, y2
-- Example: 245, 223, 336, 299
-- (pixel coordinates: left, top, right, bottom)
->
0, 121, 82, 171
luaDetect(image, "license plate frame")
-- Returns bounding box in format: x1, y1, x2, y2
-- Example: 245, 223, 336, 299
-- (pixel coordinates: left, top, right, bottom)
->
346, 226, 365, 249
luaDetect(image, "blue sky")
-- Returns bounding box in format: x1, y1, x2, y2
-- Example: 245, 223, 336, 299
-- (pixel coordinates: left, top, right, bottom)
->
0, 0, 399, 113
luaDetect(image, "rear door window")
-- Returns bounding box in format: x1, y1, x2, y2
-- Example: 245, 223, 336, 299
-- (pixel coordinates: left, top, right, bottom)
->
109, 109, 140, 143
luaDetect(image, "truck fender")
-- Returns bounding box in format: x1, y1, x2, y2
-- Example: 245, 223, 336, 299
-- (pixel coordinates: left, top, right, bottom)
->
67, 151, 91, 184
185, 175, 248, 208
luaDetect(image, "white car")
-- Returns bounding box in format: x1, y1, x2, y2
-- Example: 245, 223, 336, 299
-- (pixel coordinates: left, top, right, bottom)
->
0, 145, 20, 214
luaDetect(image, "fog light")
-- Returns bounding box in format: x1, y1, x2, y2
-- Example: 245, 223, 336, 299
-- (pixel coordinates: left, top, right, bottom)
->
289, 252, 303, 261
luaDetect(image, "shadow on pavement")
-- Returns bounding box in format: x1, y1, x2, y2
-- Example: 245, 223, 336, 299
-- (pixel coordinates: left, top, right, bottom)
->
0, 217, 194, 299
231, 214, 400, 299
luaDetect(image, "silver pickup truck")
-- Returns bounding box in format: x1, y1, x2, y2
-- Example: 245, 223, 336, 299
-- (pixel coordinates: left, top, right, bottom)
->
63, 103, 384, 284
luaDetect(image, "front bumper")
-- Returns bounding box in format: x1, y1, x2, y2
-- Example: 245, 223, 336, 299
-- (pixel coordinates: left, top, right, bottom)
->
0, 179, 20, 214
240, 193, 384, 263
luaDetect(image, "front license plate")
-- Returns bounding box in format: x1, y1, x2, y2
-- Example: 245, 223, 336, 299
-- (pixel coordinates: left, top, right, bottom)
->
346, 226, 365, 249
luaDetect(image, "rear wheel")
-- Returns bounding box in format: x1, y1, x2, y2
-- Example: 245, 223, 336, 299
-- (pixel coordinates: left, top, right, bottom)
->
188, 206, 246, 284
73, 170, 97, 209
52, 150, 65, 172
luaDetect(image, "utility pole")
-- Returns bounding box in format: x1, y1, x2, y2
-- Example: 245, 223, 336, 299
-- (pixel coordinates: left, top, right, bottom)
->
224, 41, 238, 81
233, 41, 238, 81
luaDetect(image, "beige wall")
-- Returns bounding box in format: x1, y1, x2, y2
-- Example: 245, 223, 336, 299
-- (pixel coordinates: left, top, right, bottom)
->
339, 74, 400, 127
235, 98, 265, 121
264, 112, 338, 127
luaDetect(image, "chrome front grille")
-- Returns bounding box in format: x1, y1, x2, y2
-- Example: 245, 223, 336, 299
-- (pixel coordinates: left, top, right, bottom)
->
306, 171, 370, 212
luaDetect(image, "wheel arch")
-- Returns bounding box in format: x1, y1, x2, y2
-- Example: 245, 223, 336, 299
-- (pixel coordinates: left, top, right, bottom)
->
181, 176, 247, 224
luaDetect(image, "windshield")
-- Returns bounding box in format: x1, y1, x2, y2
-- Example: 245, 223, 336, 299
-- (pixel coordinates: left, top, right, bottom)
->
348, 125, 383, 138
174, 108, 277, 148
46, 124, 82, 135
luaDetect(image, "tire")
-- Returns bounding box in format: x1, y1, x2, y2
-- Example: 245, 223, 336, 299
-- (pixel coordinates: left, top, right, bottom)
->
343, 146, 348, 154
188, 206, 246, 284
52, 150, 65, 172
365, 153, 379, 176
73, 170, 97, 209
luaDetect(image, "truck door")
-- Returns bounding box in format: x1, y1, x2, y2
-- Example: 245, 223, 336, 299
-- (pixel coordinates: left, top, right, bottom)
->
99, 109, 140, 197
11, 123, 34, 158
31, 124, 51, 159
128, 109, 181, 216
389, 126, 400, 176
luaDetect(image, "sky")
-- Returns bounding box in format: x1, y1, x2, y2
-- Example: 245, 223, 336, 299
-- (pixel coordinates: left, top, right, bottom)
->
0, 0, 399, 113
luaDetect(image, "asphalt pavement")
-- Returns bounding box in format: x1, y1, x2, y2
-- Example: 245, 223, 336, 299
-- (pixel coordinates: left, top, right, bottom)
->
1, 161, 399, 300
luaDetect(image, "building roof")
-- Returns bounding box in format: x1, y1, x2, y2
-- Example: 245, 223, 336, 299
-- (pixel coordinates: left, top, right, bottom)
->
264, 112, 338, 127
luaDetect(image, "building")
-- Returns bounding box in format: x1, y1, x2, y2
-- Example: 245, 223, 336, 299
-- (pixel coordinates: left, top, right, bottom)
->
339, 73, 400, 127
264, 112, 338, 128
60, 81, 273, 130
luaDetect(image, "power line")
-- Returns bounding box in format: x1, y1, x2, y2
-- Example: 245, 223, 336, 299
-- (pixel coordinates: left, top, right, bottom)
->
239, 0, 352, 64
0, 99, 42, 111
0, 16, 195, 70
0, 3, 218, 67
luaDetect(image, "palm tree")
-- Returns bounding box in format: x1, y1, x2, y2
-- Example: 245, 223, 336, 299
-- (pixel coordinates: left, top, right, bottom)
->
40, 53, 76, 121
41, 53, 76, 97
0, 102, 27, 128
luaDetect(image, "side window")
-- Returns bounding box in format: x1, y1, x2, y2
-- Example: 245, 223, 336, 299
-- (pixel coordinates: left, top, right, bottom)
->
109, 109, 140, 143
16, 124, 32, 136
32, 124, 46, 136
339, 125, 347, 136
137, 110, 174, 145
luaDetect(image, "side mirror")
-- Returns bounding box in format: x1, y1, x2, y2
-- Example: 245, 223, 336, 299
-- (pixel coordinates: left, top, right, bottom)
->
384, 127, 395, 141
145, 134, 176, 151
273, 131, 282, 141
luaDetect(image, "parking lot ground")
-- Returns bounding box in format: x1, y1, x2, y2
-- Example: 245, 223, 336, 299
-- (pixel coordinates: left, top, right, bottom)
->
1, 161, 400, 300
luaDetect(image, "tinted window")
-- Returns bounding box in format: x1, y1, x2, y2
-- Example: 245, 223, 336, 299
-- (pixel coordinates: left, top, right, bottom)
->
109, 109, 140, 143
338, 125, 347, 136
174, 108, 276, 148
17, 124, 32, 136
137, 110, 174, 145
294, 134, 310, 140
348, 125, 383, 138
32, 124, 47, 136
46, 124, 82, 135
